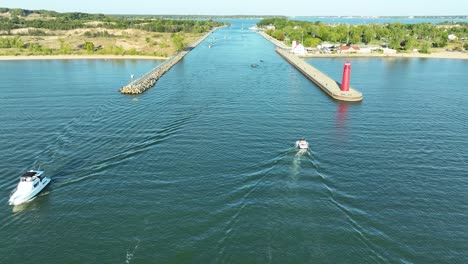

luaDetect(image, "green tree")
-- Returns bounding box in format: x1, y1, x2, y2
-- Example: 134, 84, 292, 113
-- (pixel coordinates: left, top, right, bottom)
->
432, 31, 448, 47
419, 41, 431, 54
0, 36, 24, 48
335, 24, 349, 43
303, 37, 322, 48
271, 30, 285, 41
171, 33, 185, 51
374, 25, 390, 41
58, 38, 72, 54
388, 23, 406, 49
318, 24, 330, 41
363, 27, 376, 44
412, 23, 434, 40
84, 41, 94, 53
349, 27, 362, 44
402, 35, 417, 50
28, 43, 43, 53
10, 8, 25, 17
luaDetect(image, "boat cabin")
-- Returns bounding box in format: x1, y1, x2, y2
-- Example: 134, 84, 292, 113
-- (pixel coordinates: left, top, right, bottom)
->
20, 171, 43, 182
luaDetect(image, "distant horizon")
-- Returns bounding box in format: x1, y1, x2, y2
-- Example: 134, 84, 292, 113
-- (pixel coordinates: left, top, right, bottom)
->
1, 0, 467, 17
0, 8, 466, 18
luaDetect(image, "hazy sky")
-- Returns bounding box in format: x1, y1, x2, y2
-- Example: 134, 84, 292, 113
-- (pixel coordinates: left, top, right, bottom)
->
1, 0, 467, 16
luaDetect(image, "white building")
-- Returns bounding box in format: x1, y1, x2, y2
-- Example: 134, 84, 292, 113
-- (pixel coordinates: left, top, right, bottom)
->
382, 48, 397, 54
291, 40, 307, 55
448, 34, 457, 41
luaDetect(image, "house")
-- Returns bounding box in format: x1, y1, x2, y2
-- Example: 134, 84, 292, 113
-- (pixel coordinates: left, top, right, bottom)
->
291, 40, 307, 55
337, 45, 360, 53
382, 48, 397, 54
448, 34, 457, 41
265, 25, 276, 30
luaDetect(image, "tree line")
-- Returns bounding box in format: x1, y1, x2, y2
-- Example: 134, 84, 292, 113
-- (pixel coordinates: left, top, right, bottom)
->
258, 18, 468, 52
0, 8, 225, 33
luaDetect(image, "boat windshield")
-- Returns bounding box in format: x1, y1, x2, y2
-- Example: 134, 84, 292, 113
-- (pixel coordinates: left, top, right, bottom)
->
22, 171, 36, 177
21, 177, 34, 182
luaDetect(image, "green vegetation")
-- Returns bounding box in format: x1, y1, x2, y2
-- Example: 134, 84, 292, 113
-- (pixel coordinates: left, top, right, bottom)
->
258, 18, 468, 53
419, 41, 432, 54
0, 8, 224, 33
84, 41, 94, 54
170, 33, 185, 51
0, 36, 23, 48
0, 7, 226, 56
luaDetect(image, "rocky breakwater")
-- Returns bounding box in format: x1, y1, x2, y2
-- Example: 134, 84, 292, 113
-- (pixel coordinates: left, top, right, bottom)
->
120, 26, 225, 95
119, 51, 186, 94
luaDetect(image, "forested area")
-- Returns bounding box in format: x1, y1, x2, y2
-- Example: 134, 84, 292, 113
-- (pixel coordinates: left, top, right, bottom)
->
258, 18, 468, 53
0, 8, 224, 33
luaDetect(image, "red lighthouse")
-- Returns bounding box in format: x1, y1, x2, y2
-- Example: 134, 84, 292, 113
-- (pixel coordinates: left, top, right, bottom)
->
341, 60, 351, 91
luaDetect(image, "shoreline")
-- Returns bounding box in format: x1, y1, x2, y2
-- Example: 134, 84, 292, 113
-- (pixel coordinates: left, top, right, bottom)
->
0, 26, 228, 61
0, 55, 168, 61
299, 51, 468, 60
258, 31, 468, 60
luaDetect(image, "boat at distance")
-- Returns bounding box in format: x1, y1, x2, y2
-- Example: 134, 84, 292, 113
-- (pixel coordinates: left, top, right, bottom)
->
9, 170, 51, 206
295, 138, 309, 150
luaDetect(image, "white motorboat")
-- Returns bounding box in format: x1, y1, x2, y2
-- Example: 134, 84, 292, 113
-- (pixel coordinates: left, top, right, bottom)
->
295, 138, 309, 150
9, 170, 51, 206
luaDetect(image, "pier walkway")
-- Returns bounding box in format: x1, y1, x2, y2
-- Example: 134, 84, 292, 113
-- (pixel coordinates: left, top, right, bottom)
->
276, 48, 363, 101
258, 31, 363, 102
120, 27, 224, 94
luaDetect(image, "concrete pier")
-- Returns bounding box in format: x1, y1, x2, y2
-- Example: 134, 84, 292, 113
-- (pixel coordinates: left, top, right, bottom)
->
258, 31, 363, 102
275, 48, 363, 102
258, 31, 289, 49
120, 26, 224, 94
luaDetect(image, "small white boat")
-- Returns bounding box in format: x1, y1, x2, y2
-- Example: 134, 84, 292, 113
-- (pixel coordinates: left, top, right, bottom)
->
295, 138, 309, 150
9, 170, 51, 206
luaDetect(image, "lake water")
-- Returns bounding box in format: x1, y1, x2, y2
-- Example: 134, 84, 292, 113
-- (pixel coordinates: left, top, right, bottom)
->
0, 22, 467, 263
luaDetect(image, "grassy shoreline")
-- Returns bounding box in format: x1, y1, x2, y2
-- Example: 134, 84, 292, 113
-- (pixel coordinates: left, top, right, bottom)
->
299, 51, 468, 60
0, 54, 168, 60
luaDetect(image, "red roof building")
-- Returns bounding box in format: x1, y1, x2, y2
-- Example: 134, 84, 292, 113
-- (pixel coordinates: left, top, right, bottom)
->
337, 45, 360, 53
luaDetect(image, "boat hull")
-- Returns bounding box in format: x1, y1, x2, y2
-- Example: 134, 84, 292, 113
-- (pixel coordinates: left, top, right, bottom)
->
9, 177, 51, 206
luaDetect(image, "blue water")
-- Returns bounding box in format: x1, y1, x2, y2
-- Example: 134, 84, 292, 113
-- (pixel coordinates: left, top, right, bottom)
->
0, 21, 467, 263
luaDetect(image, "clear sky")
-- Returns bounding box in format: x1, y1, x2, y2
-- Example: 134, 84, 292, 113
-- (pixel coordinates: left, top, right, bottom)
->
1, 0, 467, 16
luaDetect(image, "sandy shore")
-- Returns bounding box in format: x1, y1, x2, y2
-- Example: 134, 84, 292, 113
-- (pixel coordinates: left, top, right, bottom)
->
0, 55, 168, 60
257, 31, 468, 60
0, 50, 466, 61
300, 51, 468, 60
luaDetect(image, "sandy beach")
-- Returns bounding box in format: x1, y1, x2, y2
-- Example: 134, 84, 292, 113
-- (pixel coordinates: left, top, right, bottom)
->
0, 50, 466, 61
0, 55, 168, 60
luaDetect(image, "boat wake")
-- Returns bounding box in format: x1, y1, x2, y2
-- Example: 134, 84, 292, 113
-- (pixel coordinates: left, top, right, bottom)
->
125, 239, 140, 264
30, 94, 208, 191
